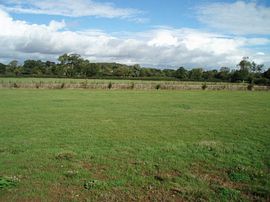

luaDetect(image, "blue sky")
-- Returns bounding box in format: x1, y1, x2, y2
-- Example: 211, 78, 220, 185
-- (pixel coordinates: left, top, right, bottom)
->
0, 0, 269, 69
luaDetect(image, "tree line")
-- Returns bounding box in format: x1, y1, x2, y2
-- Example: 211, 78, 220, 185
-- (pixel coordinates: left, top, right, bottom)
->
0, 54, 270, 85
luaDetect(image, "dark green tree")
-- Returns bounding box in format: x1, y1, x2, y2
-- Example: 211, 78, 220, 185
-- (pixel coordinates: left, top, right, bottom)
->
189, 68, 203, 80
174, 67, 188, 79
0, 63, 6, 74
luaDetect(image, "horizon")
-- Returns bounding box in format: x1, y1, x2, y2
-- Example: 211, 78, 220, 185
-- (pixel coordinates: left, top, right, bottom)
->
0, 0, 270, 69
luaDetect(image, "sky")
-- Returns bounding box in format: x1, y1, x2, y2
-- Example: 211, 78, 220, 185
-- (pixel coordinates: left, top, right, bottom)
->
0, 0, 270, 69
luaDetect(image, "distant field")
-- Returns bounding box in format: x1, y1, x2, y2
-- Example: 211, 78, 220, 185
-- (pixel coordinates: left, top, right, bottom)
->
1, 77, 267, 91
0, 90, 270, 201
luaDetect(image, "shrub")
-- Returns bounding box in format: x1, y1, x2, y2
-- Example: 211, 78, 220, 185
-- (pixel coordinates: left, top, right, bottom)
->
130, 82, 135, 89
155, 84, 161, 90
108, 82, 112, 89
13, 82, 19, 88
202, 83, 207, 90
60, 83, 65, 89
247, 83, 254, 91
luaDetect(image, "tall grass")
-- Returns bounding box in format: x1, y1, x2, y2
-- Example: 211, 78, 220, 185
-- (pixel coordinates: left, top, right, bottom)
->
0, 78, 269, 91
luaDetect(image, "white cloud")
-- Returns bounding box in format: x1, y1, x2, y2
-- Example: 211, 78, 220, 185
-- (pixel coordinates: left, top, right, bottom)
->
148, 30, 178, 47
0, 8, 269, 68
48, 20, 66, 31
256, 52, 265, 56
197, 1, 270, 35
1, 0, 141, 19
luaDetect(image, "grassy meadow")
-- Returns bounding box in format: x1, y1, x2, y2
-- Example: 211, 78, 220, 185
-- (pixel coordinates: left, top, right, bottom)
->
0, 89, 270, 201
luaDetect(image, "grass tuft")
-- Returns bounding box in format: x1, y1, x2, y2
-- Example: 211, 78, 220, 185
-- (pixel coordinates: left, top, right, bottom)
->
55, 151, 76, 161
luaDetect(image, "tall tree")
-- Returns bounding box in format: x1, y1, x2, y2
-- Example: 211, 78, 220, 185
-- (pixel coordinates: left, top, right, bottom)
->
174, 67, 188, 79
0, 63, 6, 74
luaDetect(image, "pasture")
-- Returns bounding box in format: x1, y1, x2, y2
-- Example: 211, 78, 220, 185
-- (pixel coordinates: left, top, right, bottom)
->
0, 89, 269, 201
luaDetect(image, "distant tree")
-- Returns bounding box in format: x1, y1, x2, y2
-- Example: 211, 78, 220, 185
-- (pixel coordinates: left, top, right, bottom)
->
100, 65, 113, 76
7, 60, 22, 75
113, 66, 130, 77
203, 70, 218, 81
58, 53, 84, 77
130, 64, 141, 77
45, 61, 56, 75
231, 70, 249, 82
174, 67, 188, 79
140, 68, 152, 77
216, 67, 230, 81
23, 60, 46, 75
0, 63, 6, 74
236, 57, 265, 83
7, 60, 18, 72
163, 69, 175, 77
263, 68, 270, 79
82, 62, 99, 77
189, 68, 203, 81
238, 57, 252, 71
232, 57, 252, 82
251, 62, 264, 73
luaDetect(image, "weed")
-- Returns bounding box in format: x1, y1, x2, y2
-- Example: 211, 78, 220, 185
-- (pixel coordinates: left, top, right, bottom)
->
216, 186, 241, 201
0, 176, 19, 189
55, 151, 76, 161
228, 171, 250, 183
64, 170, 78, 178
84, 180, 104, 190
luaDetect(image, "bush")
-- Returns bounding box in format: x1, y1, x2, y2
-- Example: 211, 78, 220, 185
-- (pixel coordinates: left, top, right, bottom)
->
247, 83, 254, 91
254, 78, 270, 85
155, 84, 161, 90
13, 82, 19, 88
202, 83, 207, 90
130, 82, 135, 89
60, 83, 65, 89
108, 82, 112, 89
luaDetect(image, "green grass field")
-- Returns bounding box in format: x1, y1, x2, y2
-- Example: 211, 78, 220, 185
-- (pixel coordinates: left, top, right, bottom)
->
0, 90, 269, 201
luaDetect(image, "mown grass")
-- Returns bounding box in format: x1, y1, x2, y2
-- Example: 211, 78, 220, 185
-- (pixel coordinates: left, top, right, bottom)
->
0, 90, 269, 201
